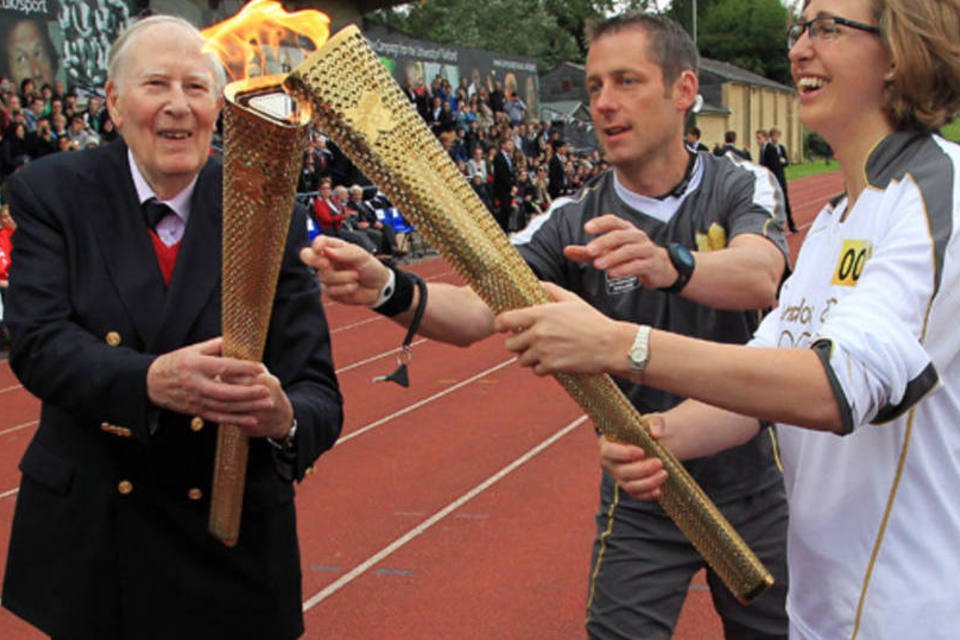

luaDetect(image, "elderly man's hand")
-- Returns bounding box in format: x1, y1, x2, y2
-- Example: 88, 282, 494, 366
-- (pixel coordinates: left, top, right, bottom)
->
146, 337, 276, 429
564, 214, 679, 289
234, 369, 295, 440
300, 235, 390, 307
494, 282, 634, 376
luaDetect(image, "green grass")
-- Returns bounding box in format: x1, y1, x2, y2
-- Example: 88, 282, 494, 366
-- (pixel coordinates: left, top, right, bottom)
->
785, 161, 839, 181
941, 117, 960, 142
786, 118, 959, 181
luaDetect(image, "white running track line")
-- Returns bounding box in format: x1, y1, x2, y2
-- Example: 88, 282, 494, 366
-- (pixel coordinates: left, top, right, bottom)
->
335, 357, 517, 447
331, 315, 386, 334
334, 338, 429, 375
0, 420, 37, 436
0, 487, 19, 500
0, 384, 23, 395
302, 414, 588, 612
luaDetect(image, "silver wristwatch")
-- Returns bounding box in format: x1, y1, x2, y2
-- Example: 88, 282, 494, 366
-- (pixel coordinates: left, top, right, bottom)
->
628, 325, 652, 374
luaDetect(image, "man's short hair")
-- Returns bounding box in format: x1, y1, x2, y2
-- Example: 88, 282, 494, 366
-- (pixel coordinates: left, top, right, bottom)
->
107, 15, 226, 94
585, 13, 699, 86
687, 126, 701, 138
349, 184, 363, 194
724, 130, 737, 143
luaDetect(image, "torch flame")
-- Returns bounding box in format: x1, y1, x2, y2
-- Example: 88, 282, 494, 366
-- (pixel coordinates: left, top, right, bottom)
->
200, 0, 330, 83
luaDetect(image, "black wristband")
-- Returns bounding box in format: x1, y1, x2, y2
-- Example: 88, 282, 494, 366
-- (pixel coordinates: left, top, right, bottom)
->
373, 265, 416, 317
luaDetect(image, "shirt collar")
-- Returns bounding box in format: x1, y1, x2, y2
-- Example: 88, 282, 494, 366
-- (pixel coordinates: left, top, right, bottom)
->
128, 148, 198, 222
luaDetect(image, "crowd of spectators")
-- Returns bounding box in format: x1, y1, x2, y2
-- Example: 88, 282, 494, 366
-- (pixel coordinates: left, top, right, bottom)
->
1, 76, 116, 185
296, 71, 610, 250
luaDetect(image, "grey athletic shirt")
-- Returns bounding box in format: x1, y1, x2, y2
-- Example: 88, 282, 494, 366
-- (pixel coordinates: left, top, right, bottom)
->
513, 151, 789, 505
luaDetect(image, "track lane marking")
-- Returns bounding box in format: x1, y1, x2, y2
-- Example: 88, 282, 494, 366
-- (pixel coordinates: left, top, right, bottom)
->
335, 357, 518, 447
334, 339, 429, 375
0, 420, 37, 436
302, 414, 588, 611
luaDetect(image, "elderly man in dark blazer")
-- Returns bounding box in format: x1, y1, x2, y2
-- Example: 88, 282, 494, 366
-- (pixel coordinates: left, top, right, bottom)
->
1, 15, 343, 639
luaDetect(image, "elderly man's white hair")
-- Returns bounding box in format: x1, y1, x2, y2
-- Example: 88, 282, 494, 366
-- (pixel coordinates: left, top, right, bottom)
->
107, 15, 227, 93
349, 184, 364, 194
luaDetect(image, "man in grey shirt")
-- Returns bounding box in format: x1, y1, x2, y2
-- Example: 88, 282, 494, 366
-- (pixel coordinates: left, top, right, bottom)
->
302, 13, 789, 640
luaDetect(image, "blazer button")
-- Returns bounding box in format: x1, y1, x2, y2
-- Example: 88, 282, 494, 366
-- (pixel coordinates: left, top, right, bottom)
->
190, 416, 204, 432
100, 422, 133, 438
105, 331, 122, 347
187, 488, 203, 501
117, 480, 134, 495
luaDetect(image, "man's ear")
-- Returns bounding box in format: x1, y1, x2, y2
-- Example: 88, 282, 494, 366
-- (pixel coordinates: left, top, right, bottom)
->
672, 69, 699, 112
105, 80, 122, 130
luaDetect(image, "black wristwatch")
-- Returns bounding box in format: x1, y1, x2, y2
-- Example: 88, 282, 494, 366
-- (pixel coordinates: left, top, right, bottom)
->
660, 243, 695, 294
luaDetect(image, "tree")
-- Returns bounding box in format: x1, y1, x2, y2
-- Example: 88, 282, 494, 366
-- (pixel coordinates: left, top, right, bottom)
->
369, 0, 655, 71
696, 0, 792, 85
665, 0, 721, 42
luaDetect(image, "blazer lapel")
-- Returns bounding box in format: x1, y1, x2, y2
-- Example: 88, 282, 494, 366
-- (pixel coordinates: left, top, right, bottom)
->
152, 159, 222, 354
86, 141, 168, 348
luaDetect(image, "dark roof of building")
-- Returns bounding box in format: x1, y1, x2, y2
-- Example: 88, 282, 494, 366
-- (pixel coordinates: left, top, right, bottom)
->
699, 58, 793, 92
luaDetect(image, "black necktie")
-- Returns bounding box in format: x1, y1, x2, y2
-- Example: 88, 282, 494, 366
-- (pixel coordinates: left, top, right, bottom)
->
143, 198, 174, 230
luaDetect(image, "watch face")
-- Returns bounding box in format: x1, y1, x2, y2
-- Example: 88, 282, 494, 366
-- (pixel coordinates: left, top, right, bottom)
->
670, 243, 695, 274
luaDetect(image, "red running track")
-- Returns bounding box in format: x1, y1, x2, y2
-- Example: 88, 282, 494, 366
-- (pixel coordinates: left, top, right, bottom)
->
0, 170, 844, 639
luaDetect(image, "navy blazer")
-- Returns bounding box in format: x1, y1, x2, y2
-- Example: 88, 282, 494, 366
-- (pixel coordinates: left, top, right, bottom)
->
2, 139, 342, 639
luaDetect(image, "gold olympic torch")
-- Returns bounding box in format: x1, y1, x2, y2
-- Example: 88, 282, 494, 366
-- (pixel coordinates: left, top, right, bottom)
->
201, 0, 326, 547
210, 76, 308, 546
284, 26, 773, 601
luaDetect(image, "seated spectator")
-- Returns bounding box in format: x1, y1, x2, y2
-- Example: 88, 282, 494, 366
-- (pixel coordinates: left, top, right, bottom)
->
470, 172, 493, 213
514, 168, 537, 229
66, 114, 99, 149
0, 201, 13, 351
548, 139, 569, 198
428, 95, 451, 136
467, 145, 487, 182
1, 122, 30, 179
100, 117, 118, 143
22, 96, 44, 133
504, 92, 527, 126
347, 184, 401, 257
333, 185, 378, 254
26, 117, 56, 157
311, 179, 346, 233
298, 152, 320, 193
532, 165, 552, 212
488, 80, 505, 114
50, 112, 68, 141
56, 135, 74, 153
449, 127, 469, 163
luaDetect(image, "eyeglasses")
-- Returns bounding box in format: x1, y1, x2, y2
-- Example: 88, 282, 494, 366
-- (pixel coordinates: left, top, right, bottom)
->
787, 15, 880, 49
